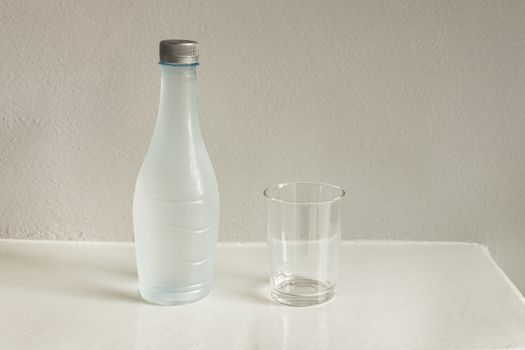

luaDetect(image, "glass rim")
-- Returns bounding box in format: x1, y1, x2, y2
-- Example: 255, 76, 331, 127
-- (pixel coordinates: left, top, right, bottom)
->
263, 181, 346, 205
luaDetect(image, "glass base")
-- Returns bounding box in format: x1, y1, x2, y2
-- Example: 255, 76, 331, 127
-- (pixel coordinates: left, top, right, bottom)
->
271, 275, 335, 307
139, 283, 211, 306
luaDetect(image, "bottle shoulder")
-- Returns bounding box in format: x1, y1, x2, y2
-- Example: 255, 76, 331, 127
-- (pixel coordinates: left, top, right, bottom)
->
135, 147, 219, 200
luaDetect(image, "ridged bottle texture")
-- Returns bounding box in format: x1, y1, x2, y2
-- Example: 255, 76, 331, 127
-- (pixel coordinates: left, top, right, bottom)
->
133, 43, 219, 305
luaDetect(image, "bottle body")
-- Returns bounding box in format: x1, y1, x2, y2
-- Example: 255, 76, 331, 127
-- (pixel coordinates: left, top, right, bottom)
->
133, 63, 219, 305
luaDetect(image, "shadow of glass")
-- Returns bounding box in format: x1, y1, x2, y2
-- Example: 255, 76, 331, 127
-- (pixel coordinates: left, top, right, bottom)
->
254, 301, 336, 349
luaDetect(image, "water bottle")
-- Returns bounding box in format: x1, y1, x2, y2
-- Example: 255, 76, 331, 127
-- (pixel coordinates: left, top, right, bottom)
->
133, 40, 220, 305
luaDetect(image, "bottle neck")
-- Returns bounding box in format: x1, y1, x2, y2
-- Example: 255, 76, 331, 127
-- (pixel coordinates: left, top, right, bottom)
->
155, 63, 201, 138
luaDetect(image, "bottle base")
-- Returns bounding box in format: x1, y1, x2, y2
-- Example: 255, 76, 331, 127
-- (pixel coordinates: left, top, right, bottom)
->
139, 283, 211, 306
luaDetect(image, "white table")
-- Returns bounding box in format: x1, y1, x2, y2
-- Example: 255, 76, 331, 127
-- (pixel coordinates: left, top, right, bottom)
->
1, 240, 524, 350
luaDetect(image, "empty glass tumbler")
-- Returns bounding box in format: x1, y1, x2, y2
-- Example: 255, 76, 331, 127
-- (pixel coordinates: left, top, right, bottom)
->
264, 182, 345, 306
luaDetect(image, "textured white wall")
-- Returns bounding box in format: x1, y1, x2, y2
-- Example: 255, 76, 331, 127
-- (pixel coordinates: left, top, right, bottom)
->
0, 0, 524, 290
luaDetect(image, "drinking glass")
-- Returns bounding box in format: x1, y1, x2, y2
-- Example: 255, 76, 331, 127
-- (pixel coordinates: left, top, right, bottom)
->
264, 182, 345, 306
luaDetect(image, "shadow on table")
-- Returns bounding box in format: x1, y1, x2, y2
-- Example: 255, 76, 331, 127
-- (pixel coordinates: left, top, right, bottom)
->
213, 254, 270, 306
0, 246, 140, 304
1, 243, 273, 305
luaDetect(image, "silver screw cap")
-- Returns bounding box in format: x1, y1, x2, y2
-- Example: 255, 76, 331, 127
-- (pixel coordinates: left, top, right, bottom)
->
159, 40, 199, 64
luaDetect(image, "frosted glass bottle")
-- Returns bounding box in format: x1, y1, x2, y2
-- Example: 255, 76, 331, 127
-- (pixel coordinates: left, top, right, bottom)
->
133, 40, 219, 305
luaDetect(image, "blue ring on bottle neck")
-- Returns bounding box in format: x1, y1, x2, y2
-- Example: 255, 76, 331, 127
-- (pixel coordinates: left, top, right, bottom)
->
159, 61, 199, 67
